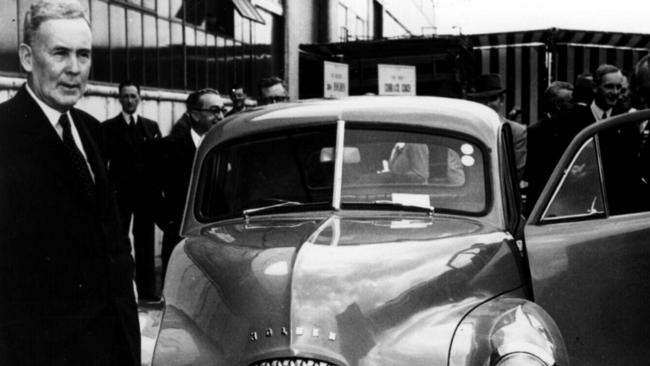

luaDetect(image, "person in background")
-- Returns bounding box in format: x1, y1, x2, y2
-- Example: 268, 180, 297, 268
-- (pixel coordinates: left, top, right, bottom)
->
157, 88, 225, 274
102, 80, 162, 301
631, 55, 650, 198
525, 81, 575, 212
614, 73, 635, 115
225, 84, 248, 117
259, 76, 289, 105
572, 64, 623, 126
573, 73, 595, 107
0, 0, 140, 364
468, 73, 527, 181
584, 64, 642, 214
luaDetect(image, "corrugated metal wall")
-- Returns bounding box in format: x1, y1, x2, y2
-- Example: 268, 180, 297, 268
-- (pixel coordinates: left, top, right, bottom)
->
468, 29, 650, 126
474, 44, 547, 125
554, 44, 649, 85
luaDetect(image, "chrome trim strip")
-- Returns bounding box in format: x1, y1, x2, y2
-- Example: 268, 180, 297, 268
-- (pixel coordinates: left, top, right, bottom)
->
332, 119, 345, 210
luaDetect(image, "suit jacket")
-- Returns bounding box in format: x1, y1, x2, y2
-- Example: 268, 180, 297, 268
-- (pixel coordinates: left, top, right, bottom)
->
504, 118, 527, 181
0, 87, 140, 365
156, 114, 197, 234
102, 113, 161, 198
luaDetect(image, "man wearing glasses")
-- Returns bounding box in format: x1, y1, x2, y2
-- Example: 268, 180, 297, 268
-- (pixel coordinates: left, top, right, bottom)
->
156, 88, 225, 273
259, 76, 289, 105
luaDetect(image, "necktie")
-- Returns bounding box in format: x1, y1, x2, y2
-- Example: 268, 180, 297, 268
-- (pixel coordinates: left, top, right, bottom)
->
129, 115, 137, 140
59, 113, 95, 197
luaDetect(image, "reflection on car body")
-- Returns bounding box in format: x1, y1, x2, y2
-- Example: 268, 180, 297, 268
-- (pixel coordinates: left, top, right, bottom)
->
141, 97, 650, 366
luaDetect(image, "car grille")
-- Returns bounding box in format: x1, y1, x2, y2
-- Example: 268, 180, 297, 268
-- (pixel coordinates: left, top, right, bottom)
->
250, 358, 337, 366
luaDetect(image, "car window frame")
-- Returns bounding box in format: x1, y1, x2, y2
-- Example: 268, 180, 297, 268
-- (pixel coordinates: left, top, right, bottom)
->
538, 136, 607, 224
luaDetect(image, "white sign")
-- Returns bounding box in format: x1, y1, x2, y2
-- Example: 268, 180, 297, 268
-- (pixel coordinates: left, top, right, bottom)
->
323, 61, 349, 98
377, 64, 416, 96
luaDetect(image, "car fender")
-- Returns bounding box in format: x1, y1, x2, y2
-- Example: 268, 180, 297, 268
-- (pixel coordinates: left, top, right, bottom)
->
448, 296, 568, 366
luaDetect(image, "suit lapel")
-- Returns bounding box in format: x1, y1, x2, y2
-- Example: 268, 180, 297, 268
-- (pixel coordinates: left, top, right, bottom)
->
12, 89, 89, 201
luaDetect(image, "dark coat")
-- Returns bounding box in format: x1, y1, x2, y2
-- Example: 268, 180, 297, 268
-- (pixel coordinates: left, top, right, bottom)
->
157, 114, 196, 233
155, 115, 197, 271
0, 87, 140, 365
102, 113, 161, 197
505, 119, 527, 181
525, 112, 585, 211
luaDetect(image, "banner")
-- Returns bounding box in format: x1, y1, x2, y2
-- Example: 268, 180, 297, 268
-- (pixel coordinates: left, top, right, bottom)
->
324, 61, 349, 98
378, 64, 416, 96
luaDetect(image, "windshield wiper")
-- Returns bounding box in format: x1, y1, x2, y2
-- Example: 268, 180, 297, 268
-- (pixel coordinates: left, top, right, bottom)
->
355, 200, 435, 216
243, 200, 304, 222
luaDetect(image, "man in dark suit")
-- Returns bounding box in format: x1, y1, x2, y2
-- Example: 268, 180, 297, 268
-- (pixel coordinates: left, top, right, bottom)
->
0, 1, 139, 364
583, 64, 642, 214
468, 73, 527, 181
525, 81, 575, 212
103, 80, 161, 300
158, 88, 225, 274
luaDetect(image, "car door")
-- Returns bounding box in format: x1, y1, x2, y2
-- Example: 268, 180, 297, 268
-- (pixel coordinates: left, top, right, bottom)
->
524, 109, 650, 366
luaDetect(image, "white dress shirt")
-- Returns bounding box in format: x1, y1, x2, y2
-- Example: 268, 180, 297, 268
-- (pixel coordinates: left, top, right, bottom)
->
26, 84, 95, 180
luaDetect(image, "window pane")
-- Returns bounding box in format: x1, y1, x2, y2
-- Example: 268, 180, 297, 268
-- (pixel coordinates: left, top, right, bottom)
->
127, 9, 143, 84
0, 1, 19, 73
157, 19, 171, 88
197, 126, 337, 220
216, 36, 226, 91
143, 0, 155, 10
185, 26, 196, 90
127, 0, 142, 7
143, 14, 158, 87
170, 0, 183, 22
206, 34, 216, 88
110, 4, 127, 83
196, 30, 207, 89
157, 0, 170, 18
342, 129, 480, 213
90, 0, 110, 82
170, 21, 184, 89
544, 138, 604, 220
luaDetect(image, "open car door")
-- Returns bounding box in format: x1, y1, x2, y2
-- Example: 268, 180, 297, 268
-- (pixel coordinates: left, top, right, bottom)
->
525, 109, 650, 366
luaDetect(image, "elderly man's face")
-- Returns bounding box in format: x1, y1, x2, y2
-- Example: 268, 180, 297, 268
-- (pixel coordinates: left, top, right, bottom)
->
595, 71, 624, 109
20, 18, 92, 112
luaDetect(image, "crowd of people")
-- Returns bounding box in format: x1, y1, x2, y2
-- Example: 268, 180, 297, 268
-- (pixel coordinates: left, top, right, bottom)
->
469, 59, 650, 216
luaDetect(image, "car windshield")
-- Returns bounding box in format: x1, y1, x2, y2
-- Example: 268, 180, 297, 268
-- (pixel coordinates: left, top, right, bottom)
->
196, 122, 487, 220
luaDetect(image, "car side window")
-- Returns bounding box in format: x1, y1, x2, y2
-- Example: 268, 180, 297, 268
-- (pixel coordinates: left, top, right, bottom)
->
542, 137, 605, 221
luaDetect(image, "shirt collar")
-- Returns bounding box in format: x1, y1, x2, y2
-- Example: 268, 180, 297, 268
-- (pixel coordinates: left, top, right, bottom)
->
25, 83, 67, 130
590, 100, 611, 121
121, 111, 138, 124
190, 127, 203, 148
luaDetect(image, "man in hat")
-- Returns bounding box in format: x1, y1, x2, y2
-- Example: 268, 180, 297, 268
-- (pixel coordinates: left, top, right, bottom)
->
468, 73, 527, 181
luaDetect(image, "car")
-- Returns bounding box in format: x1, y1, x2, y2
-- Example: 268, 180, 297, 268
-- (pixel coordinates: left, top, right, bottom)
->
141, 96, 650, 366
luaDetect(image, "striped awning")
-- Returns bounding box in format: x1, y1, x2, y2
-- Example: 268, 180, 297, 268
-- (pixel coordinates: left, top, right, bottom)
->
467, 28, 650, 50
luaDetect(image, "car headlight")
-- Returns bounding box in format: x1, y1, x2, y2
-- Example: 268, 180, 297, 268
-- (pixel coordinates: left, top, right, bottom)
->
490, 305, 555, 366
495, 352, 548, 366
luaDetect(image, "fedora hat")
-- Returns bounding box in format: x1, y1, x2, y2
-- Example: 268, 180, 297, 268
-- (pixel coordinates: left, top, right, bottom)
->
467, 73, 506, 98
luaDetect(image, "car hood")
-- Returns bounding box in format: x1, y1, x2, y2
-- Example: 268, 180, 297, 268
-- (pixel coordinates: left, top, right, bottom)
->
154, 214, 522, 366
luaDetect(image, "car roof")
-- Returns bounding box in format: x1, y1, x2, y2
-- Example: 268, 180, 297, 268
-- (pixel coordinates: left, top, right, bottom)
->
204, 96, 502, 149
